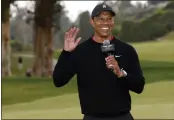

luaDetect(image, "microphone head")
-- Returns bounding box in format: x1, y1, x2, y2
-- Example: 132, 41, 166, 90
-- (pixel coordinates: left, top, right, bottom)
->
103, 40, 110, 45
101, 40, 115, 53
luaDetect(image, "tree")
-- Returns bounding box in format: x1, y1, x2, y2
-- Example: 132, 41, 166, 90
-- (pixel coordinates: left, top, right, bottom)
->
53, 10, 72, 49
10, 7, 33, 44
2, 0, 15, 76
78, 11, 94, 43
148, 0, 167, 6
32, 0, 63, 76
164, 1, 174, 10
119, 0, 132, 11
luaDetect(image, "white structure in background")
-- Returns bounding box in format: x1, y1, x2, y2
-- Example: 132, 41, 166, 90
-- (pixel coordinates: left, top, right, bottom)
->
18, 56, 23, 71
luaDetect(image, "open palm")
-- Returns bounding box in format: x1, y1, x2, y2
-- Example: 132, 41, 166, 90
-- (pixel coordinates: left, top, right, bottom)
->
64, 27, 81, 52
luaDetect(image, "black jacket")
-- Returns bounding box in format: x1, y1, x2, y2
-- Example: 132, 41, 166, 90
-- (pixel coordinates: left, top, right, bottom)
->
53, 37, 145, 117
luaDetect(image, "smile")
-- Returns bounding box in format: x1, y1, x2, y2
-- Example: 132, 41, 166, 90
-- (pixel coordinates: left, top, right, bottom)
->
101, 27, 109, 30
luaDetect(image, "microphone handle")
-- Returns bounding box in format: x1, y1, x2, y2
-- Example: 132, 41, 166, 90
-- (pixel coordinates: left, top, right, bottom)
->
107, 52, 112, 56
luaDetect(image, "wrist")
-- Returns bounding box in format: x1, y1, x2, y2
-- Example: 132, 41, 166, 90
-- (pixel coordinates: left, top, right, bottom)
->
63, 48, 71, 52
117, 68, 127, 78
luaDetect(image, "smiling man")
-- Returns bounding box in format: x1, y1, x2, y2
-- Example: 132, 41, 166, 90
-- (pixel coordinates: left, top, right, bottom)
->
53, 3, 145, 120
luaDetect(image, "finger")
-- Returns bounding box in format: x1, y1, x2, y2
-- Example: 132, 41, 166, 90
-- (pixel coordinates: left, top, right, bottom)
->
105, 55, 115, 61
108, 55, 114, 58
106, 61, 114, 67
106, 64, 114, 69
106, 60, 114, 65
70, 27, 76, 38
66, 28, 72, 39
106, 63, 119, 74
106, 60, 111, 64
109, 61, 118, 68
75, 37, 81, 45
109, 64, 114, 68
109, 56, 115, 61
106, 60, 118, 68
106, 58, 115, 63
64, 32, 69, 40
67, 28, 72, 33
106, 62, 113, 67
105, 56, 111, 61
109, 58, 118, 65
71, 27, 77, 37
109, 58, 117, 62
72, 28, 79, 40
68, 27, 74, 38
106, 62, 109, 66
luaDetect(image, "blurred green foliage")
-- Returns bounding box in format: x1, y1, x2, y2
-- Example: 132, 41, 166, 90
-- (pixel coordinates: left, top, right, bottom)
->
111, 1, 174, 42
119, 10, 174, 42
11, 40, 33, 52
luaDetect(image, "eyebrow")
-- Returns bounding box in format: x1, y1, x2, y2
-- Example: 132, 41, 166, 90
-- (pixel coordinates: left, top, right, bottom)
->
97, 15, 113, 18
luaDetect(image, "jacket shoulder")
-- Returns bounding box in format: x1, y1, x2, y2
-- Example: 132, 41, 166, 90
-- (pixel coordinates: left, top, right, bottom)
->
74, 38, 92, 51
114, 37, 136, 52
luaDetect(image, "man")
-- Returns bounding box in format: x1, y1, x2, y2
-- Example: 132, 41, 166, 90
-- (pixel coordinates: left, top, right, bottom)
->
53, 3, 145, 120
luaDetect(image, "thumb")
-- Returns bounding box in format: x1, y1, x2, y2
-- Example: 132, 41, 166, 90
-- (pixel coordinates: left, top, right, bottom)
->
75, 37, 82, 45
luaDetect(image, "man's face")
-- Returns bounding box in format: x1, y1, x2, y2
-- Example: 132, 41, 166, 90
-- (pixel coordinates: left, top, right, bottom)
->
91, 11, 115, 37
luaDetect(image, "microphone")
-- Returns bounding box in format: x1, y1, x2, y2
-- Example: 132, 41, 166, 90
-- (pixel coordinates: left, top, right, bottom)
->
101, 40, 115, 71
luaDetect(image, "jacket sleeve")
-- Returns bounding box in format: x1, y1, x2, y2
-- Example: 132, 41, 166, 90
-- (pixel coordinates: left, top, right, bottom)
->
123, 46, 145, 94
52, 49, 77, 87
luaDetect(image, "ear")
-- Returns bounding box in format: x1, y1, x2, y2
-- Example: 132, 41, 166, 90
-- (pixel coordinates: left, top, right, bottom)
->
90, 18, 94, 27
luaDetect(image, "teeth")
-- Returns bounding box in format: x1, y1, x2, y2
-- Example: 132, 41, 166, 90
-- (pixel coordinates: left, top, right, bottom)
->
101, 28, 109, 30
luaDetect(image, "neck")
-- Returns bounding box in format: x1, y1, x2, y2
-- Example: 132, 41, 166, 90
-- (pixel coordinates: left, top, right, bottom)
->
93, 33, 113, 43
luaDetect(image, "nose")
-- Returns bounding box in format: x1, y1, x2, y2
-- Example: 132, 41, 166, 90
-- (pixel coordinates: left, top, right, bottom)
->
102, 19, 109, 26
103, 20, 108, 25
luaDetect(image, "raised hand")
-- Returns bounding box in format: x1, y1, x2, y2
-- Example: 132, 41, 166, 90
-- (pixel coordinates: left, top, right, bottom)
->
64, 27, 81, 52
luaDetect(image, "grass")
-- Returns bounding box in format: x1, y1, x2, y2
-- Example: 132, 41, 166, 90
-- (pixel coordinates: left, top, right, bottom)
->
2, 76, 77, 105
141, 60, 174, 83
131, 40, 174, 62
2, 81, 174, 119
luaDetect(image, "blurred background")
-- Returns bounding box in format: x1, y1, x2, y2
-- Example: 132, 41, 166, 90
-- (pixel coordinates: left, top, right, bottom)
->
1, 0, 174, 119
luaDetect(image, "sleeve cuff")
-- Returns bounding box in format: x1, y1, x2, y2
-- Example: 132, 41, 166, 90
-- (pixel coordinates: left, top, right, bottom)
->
60, 49, 72, 56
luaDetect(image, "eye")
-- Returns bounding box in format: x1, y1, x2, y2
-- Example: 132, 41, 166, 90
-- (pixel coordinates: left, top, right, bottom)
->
99, 17, 104, 21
